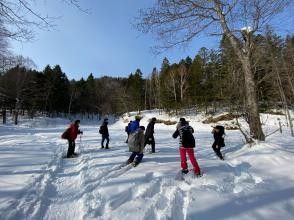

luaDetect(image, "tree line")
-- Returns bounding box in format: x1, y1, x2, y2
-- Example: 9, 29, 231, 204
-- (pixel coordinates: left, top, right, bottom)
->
0, 31, 293, 125
1, 0, 293, 143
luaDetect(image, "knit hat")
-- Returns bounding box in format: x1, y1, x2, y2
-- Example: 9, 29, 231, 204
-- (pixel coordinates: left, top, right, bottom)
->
179, 118, 187, 126
135, 115, 142, 120
179, 118, 186, 122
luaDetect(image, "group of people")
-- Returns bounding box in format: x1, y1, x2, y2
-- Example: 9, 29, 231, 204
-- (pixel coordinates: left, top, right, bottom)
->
125, 116, 225, 174
61, 116, 226, 176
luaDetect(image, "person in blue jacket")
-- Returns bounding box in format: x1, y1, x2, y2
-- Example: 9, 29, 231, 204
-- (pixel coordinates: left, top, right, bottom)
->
127, 116, 141, 134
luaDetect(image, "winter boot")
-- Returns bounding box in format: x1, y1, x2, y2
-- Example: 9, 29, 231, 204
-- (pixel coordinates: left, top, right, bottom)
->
181, 169, 189, 174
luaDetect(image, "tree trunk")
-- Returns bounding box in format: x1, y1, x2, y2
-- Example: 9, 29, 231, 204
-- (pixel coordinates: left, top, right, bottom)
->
144, 80, 148, 110
241, 56, 265, 140
68, 89, 75, 117
2, 109, 6, 124
14, 111, 18, 125
149, 79, 152, 108
14, 97, 21, 125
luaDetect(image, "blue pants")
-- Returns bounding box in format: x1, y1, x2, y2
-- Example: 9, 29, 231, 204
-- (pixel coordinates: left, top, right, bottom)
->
128, 152, 144, 163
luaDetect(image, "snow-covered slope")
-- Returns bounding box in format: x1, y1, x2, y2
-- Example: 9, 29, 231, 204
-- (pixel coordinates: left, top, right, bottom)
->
0, 111, 293, 220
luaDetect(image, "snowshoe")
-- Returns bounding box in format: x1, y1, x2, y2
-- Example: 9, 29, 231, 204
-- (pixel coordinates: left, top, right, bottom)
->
194, 172, 203, 178
126, 159, 133, 165
132, 161, 139, 167
64, 154, 77, 159
175, 170, 186, 180
181, 169, 189, 174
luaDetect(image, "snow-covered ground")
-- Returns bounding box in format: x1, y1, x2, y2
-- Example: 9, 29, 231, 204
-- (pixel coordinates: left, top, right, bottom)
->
0, 111, 293, 220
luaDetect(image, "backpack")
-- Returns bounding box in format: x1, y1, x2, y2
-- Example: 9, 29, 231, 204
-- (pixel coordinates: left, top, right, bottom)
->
61, 128, 70, 139
128, 130, 141, 152
99, 126, 103, 134
181, 127, 195, 148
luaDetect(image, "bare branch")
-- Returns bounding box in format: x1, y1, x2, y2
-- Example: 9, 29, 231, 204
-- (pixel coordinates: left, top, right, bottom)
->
0, 0, 88, 42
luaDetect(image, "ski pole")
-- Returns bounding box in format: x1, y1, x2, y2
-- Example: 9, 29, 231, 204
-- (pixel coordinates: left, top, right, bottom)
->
80, 134, 83, 154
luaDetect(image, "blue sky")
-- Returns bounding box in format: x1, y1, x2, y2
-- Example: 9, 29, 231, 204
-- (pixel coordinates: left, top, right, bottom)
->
11, 0, 293, 80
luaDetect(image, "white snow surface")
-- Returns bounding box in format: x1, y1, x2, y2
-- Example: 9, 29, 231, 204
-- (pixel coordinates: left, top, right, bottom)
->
241, 26, 253, 33
0, 110, 294, 220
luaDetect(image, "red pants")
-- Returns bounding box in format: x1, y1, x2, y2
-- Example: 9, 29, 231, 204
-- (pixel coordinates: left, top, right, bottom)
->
179, 147, 201, 174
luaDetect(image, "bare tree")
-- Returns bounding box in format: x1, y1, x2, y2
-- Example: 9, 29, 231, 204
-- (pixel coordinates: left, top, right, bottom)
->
178, 63, 189, 102
151, 67, 162, 109
0, 0, 85, 41
274, 62, 294, 136
165, 68, 178, 102
0, 20, 11, 74
136, 0, 292, 141
144, 78, 148, 110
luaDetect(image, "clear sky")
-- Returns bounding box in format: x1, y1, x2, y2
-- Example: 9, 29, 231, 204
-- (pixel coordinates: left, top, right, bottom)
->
11, 0, 293, 80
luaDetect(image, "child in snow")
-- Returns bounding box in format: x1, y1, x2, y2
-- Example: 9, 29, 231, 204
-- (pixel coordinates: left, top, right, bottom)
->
99, 118, 109, 149
172, 118, 201, 175
127, 126, 145, 167
62, 120, 83, 158
211, 125, 225, 160
144, 117, 157, 153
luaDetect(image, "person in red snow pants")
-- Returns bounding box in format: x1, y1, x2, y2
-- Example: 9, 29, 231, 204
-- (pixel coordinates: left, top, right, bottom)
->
179, 147, 200, 174
173, 118, 201, 175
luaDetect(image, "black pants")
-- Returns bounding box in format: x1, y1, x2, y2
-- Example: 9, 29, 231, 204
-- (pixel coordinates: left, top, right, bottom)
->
212, 141, 223, 159
145, 136, 155, 153
67, 140, 76, 157
101, 136, 109, 148
128, 152, 144, 163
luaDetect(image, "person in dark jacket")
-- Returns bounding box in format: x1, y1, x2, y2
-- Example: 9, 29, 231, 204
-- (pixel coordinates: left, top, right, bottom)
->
172, 118, 201, 175
66, 120, 83, 158
144, 117, 157, 153
211, 125, 225, 160
99, 118, 109, 149
125, 120, 132, 143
